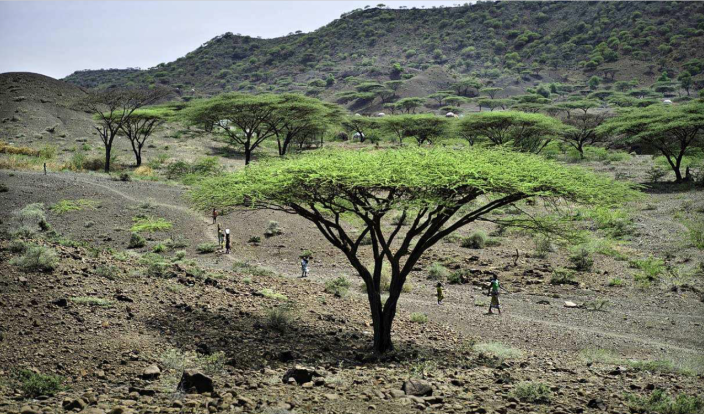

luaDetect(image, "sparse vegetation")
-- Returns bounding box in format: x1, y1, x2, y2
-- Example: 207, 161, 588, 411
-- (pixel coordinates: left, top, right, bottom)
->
264, 220, 283, 238
626, 390, 704, 414
10, 245, 58, 272
569, 247, 594, 271
511, 382, 552, 404
265, 303, 296, 333
474, 342, 523, 361
233, 261, 278, 277
461, 230, 487, 249
128, 232, 146, 248
427, 262, 450, 280
196, 242, 218, 254
259, 288, 288, 301
324, 276, 351, 297
410, 312, 428, 324
130, 215, 173, 233
15, 369, 63, 398
50, 199, 98, 215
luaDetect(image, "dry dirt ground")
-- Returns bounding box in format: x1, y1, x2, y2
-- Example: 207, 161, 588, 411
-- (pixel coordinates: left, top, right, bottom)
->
0, 159, 703, 414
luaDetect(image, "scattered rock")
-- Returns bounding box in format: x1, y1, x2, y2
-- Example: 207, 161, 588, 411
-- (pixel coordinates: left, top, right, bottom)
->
62, 398, 87, 411
564, 301, 579, 308
282, 366, 323, 385
402, 379, 433, 396
52, 298, 68, 307
177, 369, 214, 394
141, 364, 161, 380
587, 398, 606, 410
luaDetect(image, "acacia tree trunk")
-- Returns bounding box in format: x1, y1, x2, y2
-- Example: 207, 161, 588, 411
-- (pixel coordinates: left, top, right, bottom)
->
104, 144, 112, 173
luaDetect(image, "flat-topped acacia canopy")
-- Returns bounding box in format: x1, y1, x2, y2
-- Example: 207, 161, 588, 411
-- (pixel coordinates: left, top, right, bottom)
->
191, 147, 637, 352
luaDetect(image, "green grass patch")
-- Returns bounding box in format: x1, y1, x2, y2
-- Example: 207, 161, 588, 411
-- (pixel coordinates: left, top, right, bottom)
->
70, 296, 113, 307
629, 256, 665, 286
258, 288, 288, 301
410, 312, 428, 324
50, 199, 98, 215
196, 242, 218, 254
580, 348, 703, 376
130, 215, 173, 233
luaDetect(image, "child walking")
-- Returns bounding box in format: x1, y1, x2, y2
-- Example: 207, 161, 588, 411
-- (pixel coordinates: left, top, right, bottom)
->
436, 282, 445, 305
300, 256, 309, 278
487, 274, 508, 314
225, 228, 231, 254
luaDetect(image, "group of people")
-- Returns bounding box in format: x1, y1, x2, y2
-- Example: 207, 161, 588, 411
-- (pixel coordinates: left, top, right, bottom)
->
436, 274, 509, 314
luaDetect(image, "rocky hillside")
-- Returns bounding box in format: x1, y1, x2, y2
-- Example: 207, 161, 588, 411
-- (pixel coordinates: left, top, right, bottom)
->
0, 73, 95, 144
63, 2, 704, 101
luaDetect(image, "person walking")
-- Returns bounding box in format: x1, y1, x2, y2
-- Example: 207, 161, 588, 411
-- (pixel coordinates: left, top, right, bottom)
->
487, 274, 508, 315
217, 225, 224, 250
225, 228, 231, 254
212, 208, 218, 224
436, 282, 445, 305
300, 256, 309, 278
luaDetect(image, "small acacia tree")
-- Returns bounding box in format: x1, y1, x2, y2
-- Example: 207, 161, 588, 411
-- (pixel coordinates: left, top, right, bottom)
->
457, 111, 571, 153
191, 148, 635, 353
598, 103, 704, 182
86, 88, 169, 172
559, 113, 609, 159
341, 116, 379, 143
119, 108, 169, 167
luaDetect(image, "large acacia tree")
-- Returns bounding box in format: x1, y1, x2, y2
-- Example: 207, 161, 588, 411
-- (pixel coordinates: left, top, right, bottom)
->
598, 103, 704, 182
184, 93, 281, 165
191, 148, 634, 353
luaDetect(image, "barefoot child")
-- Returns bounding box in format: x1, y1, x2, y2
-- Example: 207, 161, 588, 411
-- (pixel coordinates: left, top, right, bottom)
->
300, 256, 310, 278
436, 282, 445, 305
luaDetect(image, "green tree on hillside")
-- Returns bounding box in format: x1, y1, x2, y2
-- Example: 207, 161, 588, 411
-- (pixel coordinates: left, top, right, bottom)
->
451, 77, 482, 97
87, 88, 170, 172
457, 111, 570, 153
190, 148, 636, 353
183, 93, 280, 165
559, 113, 609, 159
120, 108, 170, 167
598, 103, 704, 182
396, 97, 426, 114
341, 116, 380, 143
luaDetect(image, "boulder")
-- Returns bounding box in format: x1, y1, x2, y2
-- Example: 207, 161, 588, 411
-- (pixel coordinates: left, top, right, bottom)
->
177, 369, 214, 394
140, 364, 161, 380
402, 379, 433, 396
564, 301, 579, 308
282, 366, 322, 385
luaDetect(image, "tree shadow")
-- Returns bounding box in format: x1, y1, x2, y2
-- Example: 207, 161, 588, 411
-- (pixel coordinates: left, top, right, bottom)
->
639, 181, 703, 195
142, 294, 458, 372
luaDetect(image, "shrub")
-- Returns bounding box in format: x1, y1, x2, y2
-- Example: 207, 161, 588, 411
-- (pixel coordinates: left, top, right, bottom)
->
9, 240, 26, 253
533, 235, 554, 258
608, 277, 624, 287
259, 288, 288, 301
15, 370, 63, 397
627, 390, 704, 414
0, 183, 8, 192
10, 245, 57, 272
266, 303, 295, 333
410, 312, 428, 324
550, 268, 577, 285
131, 215, 172, 233
474, 342, 523, 361
196, 242, 218, 254
325, 276, 351, 297
248, 235, 261, 244
128, 233, 146, 248
629, 256, 665, 283
447, 270, 463, 285
12, 203, 48, 235
461, 230, 487, 249
264, 220, 283, 237
569, 247, 593, 271
684, 221, 704, 249
95, 265, 119, 279
427, 262, 450, 280
511, 382, 552, 404
119, 173, 131, 182
152, 243, 167, 253
584, 298, 609, 311
174, 250, 186, 261
165, 237, 188, 249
